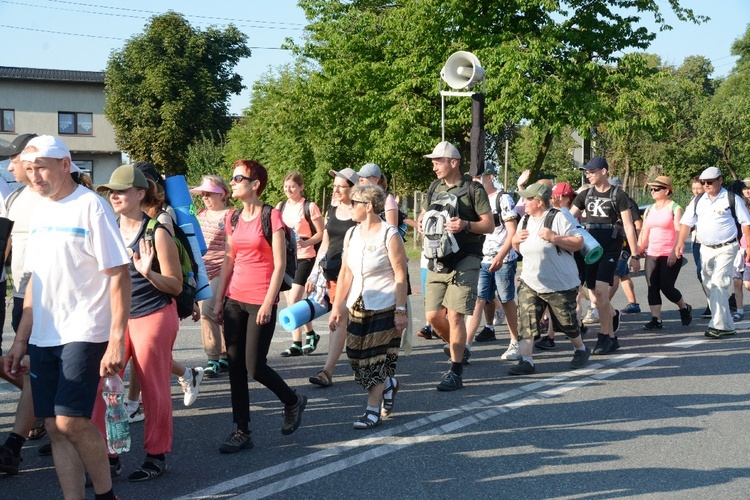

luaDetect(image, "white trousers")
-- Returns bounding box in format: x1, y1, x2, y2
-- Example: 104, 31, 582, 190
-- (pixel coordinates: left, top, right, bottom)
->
701, 242, 738, 331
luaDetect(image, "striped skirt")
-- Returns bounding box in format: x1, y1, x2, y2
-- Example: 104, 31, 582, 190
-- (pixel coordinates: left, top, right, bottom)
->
346, 296, 401, 390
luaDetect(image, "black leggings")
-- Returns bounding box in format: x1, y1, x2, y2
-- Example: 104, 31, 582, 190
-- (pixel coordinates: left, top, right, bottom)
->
223, 298, 297, 426
645, 255, 683, 306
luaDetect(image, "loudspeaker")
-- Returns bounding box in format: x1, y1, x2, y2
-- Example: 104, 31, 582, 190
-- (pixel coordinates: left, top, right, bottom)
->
440, 51, 485, 90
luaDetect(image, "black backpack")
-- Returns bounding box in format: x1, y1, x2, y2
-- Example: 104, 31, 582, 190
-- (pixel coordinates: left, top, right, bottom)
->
493, 191, 519, 228
279, 198, 320, 253
231, 205, 297, 292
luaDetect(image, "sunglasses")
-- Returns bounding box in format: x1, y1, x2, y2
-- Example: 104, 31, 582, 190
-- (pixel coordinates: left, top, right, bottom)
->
231, 174, 253, 183
350, 199, 368, 207
650, 186, 665, 192
699, 179, 716, 186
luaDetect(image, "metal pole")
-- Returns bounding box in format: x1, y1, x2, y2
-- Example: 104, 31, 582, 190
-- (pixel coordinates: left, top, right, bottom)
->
441, 93, 445, 142
504, 139, 509, 189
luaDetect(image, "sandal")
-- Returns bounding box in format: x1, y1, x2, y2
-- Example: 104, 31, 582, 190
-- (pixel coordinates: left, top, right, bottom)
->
280, 344, 303, 357
381, 378, 399, 418
309, 369, 333, 387
128, 457, 167, 482
28, 419, 47, 441
353, 409, 382, 430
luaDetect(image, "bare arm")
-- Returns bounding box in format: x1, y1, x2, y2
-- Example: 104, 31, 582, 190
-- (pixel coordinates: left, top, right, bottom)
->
387, 231, 409, 331
212, 233, 236, 322
100, 264, 131, 376
133, 227, 183, 296
257, 228, 286, 325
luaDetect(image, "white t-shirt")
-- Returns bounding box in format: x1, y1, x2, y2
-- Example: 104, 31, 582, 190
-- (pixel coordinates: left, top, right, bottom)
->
345, 223, 398, 310
3, 186, 44, 297
24, 186, 130, 346
482, 191, 518, 263
519, 209, 581, 294
680, 188, 750, 246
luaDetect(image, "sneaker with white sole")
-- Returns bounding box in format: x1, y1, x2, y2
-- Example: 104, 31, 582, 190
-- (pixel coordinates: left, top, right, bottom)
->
179, 367, 204, 407
582, 309, 599, 325
500, 343, 521, 361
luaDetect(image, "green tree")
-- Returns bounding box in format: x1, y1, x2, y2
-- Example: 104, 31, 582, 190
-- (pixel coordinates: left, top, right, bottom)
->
285, 0, 705, 188
105, 11, 250, 175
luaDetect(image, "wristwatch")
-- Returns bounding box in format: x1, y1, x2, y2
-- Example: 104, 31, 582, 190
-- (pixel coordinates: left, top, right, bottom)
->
630, 253, 643, 260
465, 220, 472, 233
395, 306, 406, 312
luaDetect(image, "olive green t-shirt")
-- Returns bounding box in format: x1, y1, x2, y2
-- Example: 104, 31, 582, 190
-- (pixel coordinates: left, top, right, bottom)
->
423, 174, 491, 257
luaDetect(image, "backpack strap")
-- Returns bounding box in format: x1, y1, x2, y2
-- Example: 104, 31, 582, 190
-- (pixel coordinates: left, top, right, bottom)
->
303, 199, 316, 237
261, 204, 273, 247
230, 208, 241, 233
544, 208, 563, 255
520, 214, 530, 231
4, 185, 25, 214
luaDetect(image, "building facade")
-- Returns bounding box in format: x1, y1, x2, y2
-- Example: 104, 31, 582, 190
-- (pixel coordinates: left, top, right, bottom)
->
0, 66, 121, 185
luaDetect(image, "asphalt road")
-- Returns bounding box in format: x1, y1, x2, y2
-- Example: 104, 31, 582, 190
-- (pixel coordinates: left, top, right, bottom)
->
2, 252, 750, 499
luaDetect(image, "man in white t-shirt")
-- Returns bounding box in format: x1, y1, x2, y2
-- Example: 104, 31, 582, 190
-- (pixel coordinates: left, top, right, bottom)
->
3, 135, 131, 500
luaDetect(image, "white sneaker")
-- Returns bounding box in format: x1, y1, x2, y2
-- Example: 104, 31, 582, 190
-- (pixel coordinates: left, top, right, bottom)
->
179, 367, 204, 406
126, 400, 145, 424
493, 310, 506, 326
500, 343, 521, 361
582, 309, 600, 325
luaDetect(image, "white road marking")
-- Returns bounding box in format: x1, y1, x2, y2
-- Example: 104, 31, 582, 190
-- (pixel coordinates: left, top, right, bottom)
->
174, 353, 661, 500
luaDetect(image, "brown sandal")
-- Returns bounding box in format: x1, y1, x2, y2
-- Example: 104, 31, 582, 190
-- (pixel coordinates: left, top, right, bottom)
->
309, 369, 332, 387
28, 419, 47, 440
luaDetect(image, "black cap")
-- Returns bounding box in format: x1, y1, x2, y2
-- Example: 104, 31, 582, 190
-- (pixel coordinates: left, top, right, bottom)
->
0, 133, 38, 157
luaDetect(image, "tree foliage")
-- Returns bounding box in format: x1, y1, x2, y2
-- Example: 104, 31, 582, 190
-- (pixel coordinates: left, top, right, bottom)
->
105, 11, 250, 175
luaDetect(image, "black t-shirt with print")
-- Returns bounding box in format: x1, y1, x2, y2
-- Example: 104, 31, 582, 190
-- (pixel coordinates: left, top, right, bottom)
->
573, 186, 632, 249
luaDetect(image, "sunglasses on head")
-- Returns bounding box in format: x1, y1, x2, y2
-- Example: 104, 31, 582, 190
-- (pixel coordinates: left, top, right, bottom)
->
700, 179, 716, 186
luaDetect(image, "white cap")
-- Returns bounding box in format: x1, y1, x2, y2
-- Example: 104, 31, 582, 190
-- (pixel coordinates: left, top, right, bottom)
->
699, 166, 722, 180
19, 135, 81, 173
424, 141, 461, 159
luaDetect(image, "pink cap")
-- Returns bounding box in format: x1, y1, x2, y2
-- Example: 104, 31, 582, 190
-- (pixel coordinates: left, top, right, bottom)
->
189, 178, 228, 195
552, 182, 575, 197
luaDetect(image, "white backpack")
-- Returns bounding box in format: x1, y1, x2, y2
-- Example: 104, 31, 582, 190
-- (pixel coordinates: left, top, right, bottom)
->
422, 183, 474, 273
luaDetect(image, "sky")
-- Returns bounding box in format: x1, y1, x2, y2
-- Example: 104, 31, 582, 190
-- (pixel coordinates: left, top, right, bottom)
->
0, 0, 748, 115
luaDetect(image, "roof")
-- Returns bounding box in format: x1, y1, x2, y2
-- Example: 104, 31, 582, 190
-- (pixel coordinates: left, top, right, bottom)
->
0, 66, 104, 84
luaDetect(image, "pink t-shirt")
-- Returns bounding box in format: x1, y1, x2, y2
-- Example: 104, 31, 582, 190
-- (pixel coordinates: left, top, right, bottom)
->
225, 208, 284, 305
280, 198, 322, 260
644, 202, 681, 257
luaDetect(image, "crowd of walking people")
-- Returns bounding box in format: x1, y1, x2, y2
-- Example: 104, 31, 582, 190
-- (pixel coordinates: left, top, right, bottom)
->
0, 132, 747, 498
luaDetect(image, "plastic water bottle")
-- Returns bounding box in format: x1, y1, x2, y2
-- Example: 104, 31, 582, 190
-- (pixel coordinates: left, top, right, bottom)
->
187, 271, 196, 288
102, 374, 130, 454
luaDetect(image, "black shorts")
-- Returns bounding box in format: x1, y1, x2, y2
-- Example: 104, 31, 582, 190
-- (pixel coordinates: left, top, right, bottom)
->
294, 258, 316, 286
29, 341, 108, 419
585, 247, 621, 289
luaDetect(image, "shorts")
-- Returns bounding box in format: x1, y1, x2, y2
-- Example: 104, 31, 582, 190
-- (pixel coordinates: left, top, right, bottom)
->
477, 260, 517, 303
517, 281, 579, 340
425, 255, 481, 316
615, 256, 630, 277
28, 341, 108, 419
585, 247, 620, 289
294, 258, 315, 286
327, 280, 338, 305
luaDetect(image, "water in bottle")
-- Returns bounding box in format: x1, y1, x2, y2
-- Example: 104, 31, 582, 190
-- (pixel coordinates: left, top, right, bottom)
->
102, 374, 131, 454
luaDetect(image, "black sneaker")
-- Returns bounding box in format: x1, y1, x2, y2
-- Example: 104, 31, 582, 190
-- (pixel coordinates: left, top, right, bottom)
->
475, 326, 496, 342
643, 317, 663, 330
436, 370, 464, 391
701, 306, 712, 318
680, 304, 693, 326
38, 443, 52, 456
580, 323, 588, 337
534, 336, 556, 350
612, 309, 621, 333
281, 393, 306, 435
0, 444, 21, 475
592, 333, 613, 355
508, 360, 536, 375
220, 430, 253, 454
570, 347, 591, 370
110, 458, 123, 478
417, 325, 435, 339
610, 336, 621, 352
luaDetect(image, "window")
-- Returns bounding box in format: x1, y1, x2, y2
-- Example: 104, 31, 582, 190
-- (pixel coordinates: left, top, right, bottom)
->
58, 112, 93, 135
74, 160, 93, 177
1, 110, 14, 132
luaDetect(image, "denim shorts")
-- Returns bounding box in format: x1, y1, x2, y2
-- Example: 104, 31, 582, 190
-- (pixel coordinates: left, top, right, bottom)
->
477, 260, 517, 303
615, 256, 630, 277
